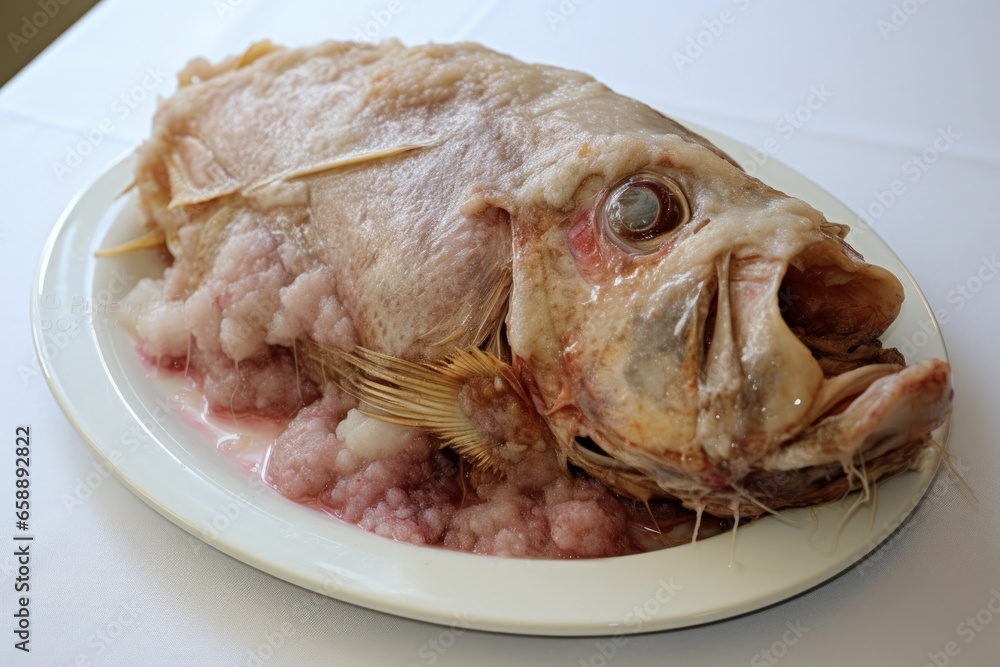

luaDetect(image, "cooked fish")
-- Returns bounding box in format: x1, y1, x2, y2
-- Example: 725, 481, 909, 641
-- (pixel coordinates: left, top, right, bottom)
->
115, 40, 952, 531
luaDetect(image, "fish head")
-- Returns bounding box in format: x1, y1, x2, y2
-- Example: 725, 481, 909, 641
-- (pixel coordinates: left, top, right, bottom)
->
506, 127, 951, 515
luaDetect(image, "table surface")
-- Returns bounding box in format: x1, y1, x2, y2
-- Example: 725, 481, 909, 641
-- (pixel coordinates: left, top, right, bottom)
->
2, 1, 998, 665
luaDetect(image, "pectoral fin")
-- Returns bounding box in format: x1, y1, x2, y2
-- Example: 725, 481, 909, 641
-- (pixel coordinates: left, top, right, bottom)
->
303, 344, 549, 474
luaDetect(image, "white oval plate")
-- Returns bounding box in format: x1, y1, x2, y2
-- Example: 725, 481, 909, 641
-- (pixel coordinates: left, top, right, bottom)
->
32, 127, 949, 636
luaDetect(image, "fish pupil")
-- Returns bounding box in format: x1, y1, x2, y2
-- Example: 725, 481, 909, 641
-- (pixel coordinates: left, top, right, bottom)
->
614, 186, 661, 234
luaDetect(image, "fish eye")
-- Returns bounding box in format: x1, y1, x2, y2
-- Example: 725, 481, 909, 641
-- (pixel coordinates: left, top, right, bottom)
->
600, 173, 689, 252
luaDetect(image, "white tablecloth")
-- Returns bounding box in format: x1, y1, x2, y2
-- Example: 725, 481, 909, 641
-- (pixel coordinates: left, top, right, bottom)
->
2, 1, 998, 664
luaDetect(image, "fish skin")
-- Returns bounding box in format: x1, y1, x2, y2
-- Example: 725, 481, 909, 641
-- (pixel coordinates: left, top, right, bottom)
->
130, 40, 952, 519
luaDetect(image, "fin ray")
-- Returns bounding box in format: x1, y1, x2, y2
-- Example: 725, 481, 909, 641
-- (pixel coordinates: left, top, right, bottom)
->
94, 229, 166, 257
309, 345, 520, 475
256, 144, 432, 188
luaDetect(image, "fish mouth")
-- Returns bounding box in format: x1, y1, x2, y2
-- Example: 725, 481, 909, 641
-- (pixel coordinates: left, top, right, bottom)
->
776, 237, 910, 424
705, 238, 953, 516
778, 238, 905, 377
566, 235, 952, 519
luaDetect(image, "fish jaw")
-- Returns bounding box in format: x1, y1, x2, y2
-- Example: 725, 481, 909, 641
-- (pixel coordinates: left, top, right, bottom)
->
732, 358, 952, 517
507, 136, 951, 517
